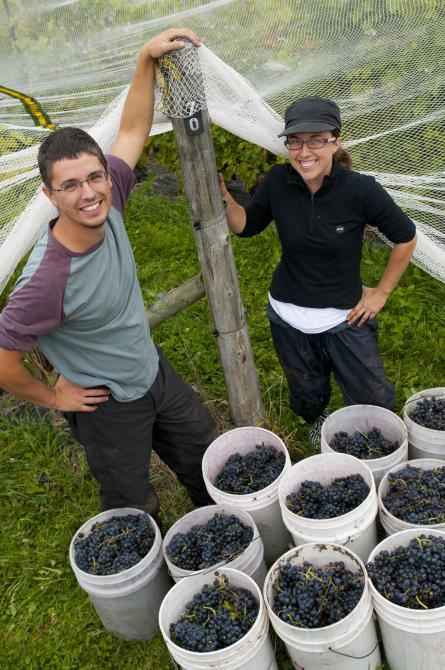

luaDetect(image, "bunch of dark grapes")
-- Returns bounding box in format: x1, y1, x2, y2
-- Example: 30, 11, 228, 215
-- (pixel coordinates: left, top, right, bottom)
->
166, 513, 254, 570
367, 535, 445, 609
408, 397, 445, 430
382, 465, 445, 524
272, 561, 364, 628
74, 513, 155, 575
286, 474, 370, 519
330, 427, 400, 459
170, 573, 259, 651
215, 444, 285, 494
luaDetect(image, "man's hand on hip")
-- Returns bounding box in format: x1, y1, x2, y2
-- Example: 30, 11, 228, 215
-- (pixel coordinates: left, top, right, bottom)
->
53, 375, 110, 412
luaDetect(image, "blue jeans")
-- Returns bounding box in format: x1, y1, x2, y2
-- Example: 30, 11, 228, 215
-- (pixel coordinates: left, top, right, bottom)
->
267, 303, 396, 423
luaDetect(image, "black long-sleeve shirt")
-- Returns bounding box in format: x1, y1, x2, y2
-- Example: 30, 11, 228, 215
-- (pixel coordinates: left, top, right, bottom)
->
240, 162, 416, 309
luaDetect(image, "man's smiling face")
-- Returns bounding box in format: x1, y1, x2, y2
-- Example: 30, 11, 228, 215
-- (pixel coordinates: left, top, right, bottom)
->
44, 152, 112, 231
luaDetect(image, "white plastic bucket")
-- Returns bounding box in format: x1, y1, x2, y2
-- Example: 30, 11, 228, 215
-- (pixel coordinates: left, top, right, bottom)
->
202, 427, 292, 563
162, 504, 267, 588
278, 453, 378, 562
159, 566, 279, 670
69, 507, 171, 640
264, 542, 381, 669
367, 527, 445, 670
321, 404, 408, 487
403, 388, 445, 460
378, 458, 445, 535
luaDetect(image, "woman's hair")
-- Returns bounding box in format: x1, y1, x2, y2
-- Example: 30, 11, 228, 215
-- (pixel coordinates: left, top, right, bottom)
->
332, 129, 352, 169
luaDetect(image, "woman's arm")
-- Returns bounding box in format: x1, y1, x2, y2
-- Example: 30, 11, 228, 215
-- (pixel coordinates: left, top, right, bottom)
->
347, 235, 417, 326
218, 174, 247, 234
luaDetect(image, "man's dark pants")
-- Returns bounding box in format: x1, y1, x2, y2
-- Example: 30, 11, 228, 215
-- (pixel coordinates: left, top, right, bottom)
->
64, 351, 217, 515
267, 303, 396, 423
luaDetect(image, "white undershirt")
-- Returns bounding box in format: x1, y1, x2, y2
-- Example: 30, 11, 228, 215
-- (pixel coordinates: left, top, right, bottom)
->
268, 294, 350, 334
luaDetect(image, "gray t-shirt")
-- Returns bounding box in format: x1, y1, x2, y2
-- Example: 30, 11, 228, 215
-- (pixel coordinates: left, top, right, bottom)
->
0, 154, 159, 401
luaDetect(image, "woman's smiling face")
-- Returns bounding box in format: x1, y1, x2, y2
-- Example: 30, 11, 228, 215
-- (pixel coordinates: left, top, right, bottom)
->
287, 131, 340, 193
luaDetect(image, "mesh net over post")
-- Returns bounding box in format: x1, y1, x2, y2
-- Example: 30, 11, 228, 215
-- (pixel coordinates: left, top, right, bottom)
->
155, 42, 207, 119
1, 0, 445, 293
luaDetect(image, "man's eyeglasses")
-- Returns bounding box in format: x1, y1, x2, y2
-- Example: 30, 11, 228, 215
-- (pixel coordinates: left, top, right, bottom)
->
284, 137, 337, 150
51, 170, 109, 194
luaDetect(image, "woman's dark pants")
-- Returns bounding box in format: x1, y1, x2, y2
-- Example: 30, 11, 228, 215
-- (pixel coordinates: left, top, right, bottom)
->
267, 304, 396, 423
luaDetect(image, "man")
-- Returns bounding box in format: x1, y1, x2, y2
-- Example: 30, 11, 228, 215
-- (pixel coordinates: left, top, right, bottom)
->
0, 28, 217, 517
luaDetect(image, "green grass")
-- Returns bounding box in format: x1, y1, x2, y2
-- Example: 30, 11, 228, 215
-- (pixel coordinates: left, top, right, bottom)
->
1, 180, 444, 668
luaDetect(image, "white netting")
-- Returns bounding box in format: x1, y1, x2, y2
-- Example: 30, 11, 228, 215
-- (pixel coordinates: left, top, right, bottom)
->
1, 0, 444, 294
155, 42, 207, 117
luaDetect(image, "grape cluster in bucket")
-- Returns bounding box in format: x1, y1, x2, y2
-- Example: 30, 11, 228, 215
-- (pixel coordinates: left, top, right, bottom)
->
286, 474, 370, 518
215, 444, 285, 493
272, 560, 364, 628
166, 513, 253, 570
170, 572, 259, 651
330, 427, 400, 459
382, 464, 445, 525
367, 534, 445, 609
408, 396, 445, 430
74, 513, 155, 575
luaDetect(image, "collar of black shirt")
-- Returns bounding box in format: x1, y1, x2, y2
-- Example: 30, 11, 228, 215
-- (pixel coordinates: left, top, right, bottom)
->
286, 160, 346, 195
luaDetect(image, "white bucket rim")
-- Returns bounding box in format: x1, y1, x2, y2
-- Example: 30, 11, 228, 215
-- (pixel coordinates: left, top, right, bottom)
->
69, 507, 160, 583
278, 453, 376, 527
323, 442, 408, 468
202, 426, 291, 503
367, 527, 445, 615
283, 511, 377, 547
158, 566, 266, 658
378, 458, 445, 531
263, 542, 369, 635
162, 504, 261, 577
321, 404, 409, 465
403, 388, 445, 435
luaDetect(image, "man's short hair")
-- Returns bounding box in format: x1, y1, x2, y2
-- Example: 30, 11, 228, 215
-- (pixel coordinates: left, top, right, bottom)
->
38, 127, 108, 188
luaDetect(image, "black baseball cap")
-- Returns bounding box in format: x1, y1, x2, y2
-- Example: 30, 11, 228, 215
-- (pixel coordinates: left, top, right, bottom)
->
278, 96, 341, 136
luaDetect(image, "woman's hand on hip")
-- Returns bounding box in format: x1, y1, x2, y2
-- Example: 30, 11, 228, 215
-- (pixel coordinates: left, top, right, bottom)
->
346, 286, 389, 327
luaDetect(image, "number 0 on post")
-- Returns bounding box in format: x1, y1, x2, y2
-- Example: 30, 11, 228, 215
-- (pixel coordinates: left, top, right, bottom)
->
184, 110, 203, 136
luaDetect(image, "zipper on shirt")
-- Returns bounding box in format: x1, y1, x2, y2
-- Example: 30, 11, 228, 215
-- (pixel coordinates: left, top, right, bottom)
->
309, 193, 314, 234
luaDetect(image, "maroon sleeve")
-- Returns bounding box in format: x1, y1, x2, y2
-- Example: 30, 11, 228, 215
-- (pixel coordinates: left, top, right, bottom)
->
0, 241, 69, 352
107, 154, 137, 217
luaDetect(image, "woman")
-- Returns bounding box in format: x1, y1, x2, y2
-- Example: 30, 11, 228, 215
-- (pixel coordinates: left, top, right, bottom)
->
219, 95, 417, 445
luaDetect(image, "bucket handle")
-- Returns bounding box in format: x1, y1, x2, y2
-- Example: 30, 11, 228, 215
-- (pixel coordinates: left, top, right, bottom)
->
328, 638, 380, 659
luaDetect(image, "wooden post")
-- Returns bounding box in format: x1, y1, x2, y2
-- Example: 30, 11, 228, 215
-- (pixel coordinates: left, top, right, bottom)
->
157, 47, 266, 426
171, 112, 266, 426
147, 273, 205, 329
